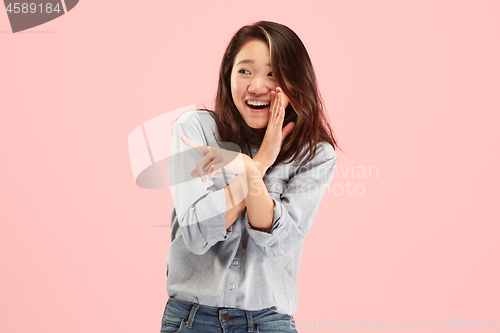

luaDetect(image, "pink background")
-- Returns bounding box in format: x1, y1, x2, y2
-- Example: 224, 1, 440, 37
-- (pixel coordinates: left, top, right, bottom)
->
1, 1, 499, 332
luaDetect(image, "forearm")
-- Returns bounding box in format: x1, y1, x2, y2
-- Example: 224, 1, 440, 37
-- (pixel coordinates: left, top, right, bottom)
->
244, 160, 274, 233
224, 158, 269, 230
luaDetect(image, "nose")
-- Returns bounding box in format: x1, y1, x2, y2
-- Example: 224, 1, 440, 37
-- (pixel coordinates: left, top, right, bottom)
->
248, 77, 269, 95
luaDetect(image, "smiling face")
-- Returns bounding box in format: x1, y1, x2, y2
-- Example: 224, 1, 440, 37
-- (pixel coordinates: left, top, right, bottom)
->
230, 39, 290, 131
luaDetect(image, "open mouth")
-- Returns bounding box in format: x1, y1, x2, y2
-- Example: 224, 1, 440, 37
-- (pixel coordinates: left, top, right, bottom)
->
246, 100, 270, 110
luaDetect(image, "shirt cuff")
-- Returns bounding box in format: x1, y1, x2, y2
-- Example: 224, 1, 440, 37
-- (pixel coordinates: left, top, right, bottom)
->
194, 188, 232, 245
244, 197, 284, 247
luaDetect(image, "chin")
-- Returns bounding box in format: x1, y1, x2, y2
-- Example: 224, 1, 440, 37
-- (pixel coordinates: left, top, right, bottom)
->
246, 121, 267, 131
247, 115, 268, 127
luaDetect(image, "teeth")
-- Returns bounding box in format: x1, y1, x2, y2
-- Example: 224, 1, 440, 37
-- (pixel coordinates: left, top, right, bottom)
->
247, 101, 270, 107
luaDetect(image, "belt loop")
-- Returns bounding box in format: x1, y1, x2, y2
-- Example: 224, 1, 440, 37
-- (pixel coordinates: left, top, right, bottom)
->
186, 304, 199, 329
246, 310, 254, 332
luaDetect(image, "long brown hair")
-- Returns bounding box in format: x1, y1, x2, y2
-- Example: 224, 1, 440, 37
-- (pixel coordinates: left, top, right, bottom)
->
210, 21, 340, 166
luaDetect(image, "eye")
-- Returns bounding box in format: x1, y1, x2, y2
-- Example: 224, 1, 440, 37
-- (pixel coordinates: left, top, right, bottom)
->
238, 69, 250, 75
268, 72, 275, 77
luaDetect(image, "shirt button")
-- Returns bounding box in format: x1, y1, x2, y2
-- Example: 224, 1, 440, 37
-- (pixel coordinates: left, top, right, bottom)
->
225, 178, 232, 184
232, 260, 238, 266
275, 184, 281, 190
229, 283, 235, 290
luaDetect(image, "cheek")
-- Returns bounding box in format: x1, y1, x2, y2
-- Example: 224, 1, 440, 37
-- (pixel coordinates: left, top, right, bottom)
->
231, 80, 245, 100
230, 80, 238, 102
230, 75, 238, 92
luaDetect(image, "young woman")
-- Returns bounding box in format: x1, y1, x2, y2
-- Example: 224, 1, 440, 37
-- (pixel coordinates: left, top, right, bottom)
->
161, 21, 339, 333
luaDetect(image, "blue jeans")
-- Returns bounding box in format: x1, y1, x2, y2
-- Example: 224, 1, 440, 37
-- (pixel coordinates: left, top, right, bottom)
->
160, 298, 298, 333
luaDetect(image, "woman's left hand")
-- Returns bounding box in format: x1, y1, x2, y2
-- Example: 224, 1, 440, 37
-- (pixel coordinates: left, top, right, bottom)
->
255, 87, 296, 168
180, 135, 251, 183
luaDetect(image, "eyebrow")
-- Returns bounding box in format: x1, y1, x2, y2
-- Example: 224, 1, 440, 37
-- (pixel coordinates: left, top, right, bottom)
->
236, 59, 271, 66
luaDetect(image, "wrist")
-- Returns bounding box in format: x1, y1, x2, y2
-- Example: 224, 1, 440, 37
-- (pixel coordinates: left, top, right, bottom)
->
253, 151, 273, 169
245, 157, 268, 179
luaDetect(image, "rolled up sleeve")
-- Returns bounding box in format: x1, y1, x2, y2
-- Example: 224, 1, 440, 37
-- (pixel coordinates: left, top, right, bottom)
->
244, 142, 337, 257
169, 115, 230, 255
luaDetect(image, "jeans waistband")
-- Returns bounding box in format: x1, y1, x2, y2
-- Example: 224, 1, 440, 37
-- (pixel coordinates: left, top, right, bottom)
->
165, 297, 291, 332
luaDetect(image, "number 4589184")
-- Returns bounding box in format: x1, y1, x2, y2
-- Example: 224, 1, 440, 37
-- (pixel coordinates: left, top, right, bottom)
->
6, 3, 61, 14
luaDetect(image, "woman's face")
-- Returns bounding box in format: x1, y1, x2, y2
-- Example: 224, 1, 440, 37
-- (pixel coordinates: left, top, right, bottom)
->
230, 39, 290, 131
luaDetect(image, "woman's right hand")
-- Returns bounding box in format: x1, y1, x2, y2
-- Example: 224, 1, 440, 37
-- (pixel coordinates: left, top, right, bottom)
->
180, 135, 252, 183
254, 87, 295, 168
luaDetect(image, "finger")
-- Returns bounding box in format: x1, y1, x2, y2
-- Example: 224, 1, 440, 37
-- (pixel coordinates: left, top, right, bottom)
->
208, 172, 218, 178
195, 153, 213, 182
203, 159, 216, 175
207, 162, 223, 177
203, 162, 219, 179
276, 91, 282, 120
190, 168, 206, 183
190, 169, 206, 183
277, 92, 284, 121
277, 106, 284, 124
190, 169, 198, 177
275, 88, 284, 121
180, 135, 209, 155
281, 121, 296, 145
191, 169, 218, 181
207, 168, 219, 178
269, 90, 277, 119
